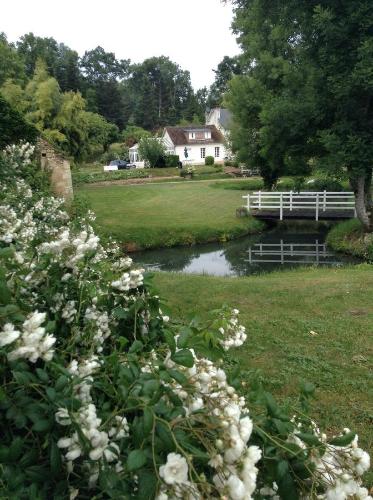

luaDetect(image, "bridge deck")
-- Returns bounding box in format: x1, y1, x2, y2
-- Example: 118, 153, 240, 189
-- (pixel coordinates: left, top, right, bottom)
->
251, 208, 354, 220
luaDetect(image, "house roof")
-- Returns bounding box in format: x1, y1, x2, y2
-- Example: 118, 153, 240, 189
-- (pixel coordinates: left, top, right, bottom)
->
164, 125, 224, 146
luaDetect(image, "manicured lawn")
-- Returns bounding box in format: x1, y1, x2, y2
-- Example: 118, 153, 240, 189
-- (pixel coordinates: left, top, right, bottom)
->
153, 265, 373, 452
78, 182, 264, 250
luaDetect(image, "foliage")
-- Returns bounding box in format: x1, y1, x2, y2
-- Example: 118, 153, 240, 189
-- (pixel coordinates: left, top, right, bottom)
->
0, 95, 38, 149
205, 155, 215, 166
72, 169, 149, 186
0, 146, 370, 498
207, 55, 242, 108
327, 219, 373, 261
228, 0, 373, 228
138, 137, 166, 168
120, 56, 201, 130
121, 125, 151, 147
165, 154, 180, 168
0, 33, 25, 86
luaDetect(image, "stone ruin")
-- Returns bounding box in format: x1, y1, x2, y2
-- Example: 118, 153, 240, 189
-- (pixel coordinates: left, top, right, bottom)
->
37, 138, 73, 201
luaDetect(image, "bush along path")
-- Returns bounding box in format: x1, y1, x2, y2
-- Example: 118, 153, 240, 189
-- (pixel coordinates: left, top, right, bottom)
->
0, 143, 371, 498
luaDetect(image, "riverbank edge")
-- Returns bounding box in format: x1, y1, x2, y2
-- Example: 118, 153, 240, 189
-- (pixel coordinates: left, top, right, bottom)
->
121, 217, 266, 252
326, 219, 373, 261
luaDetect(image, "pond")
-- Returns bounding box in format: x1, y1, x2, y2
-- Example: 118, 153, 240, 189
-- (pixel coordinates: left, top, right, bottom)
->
133, 223, 359, 277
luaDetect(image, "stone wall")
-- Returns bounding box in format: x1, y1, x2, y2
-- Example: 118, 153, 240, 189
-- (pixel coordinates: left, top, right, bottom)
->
37, 138, 73, 201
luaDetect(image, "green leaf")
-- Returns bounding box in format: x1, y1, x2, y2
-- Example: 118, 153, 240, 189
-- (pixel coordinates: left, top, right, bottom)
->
0, 281, 11, 305
33, 419, 52, 432
129, 340, 144, 353
143, 407, 154, 435
46, 387, 56, 401
55, 375, 68, 392
296, 432, 322, 447
329, 431, 356, 447
177, 327, 192, 348
9, 437, 23, 461
163, 330, 176, 353
50, 441, 62, 476
36, 368, 50, 383
136, 470, 157, 500
127, 449, 147, 472
168, 369, 188, 385
171, 349, 194, 368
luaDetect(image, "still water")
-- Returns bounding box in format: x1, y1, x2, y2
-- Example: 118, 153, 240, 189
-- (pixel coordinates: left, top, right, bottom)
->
133, 224, 359, 277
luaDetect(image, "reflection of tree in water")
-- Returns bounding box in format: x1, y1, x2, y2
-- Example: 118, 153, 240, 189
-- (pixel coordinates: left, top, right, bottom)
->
132, 223, 356, 277
220, 234, 263, 275
134, 246, 201, 272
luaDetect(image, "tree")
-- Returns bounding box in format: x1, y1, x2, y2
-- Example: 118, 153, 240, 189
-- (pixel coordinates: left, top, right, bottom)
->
207, 55, 242, 108
80, 46, 129, 128
0, 33, 25, 86
229, 0, 373, 229
121, 125, 151, 147
0, 94, 38, 149
122, 57, 196, 130
0, 79, 28, 114
138, 137, 166, 167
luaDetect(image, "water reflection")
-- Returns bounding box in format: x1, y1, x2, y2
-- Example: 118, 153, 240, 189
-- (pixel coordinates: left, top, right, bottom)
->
134, 226, 358, 277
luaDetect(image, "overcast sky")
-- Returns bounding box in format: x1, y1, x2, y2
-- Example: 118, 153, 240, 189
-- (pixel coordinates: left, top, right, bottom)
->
2, 0, 240, 89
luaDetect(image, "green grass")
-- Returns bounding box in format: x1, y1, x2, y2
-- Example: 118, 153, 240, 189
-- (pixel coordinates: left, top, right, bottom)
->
327, 219, 373, 261
78, 182, 264, 250
153, 266, 373, 452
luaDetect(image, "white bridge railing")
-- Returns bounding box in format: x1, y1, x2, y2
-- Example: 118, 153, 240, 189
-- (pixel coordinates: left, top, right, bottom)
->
246, 240, 340, 265
242, 191, 356, 220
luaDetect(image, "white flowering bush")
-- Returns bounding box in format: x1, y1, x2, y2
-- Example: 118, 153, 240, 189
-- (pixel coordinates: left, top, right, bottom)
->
0, 144, 371, 499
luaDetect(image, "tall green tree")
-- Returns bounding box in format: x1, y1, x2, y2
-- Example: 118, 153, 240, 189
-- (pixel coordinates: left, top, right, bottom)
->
0, 33, 25, 86
123, 57, 196, 130
228, 0, 373, 229
80, 46, 129, 128
207, 55, 242, 108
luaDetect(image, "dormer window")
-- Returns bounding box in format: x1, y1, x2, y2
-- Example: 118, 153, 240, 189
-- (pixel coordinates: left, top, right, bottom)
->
204, 131, 211, 139
189, 132, 195, 139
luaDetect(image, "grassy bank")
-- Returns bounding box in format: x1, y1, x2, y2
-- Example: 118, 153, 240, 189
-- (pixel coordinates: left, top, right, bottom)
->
78, 182, 264, 250
153, 266, 373, 452
327, 219, 373, 261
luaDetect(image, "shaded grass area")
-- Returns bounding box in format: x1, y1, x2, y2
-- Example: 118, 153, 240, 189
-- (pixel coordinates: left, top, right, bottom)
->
327, 219, 373, 261
78, 182, 265, 250
153, 266, 373, 452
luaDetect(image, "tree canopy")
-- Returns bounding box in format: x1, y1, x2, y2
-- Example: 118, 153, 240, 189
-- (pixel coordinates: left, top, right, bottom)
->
227, 0, 373, 229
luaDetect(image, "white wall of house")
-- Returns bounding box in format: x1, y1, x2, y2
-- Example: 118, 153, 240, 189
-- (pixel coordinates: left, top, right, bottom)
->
174, 143, 226, 165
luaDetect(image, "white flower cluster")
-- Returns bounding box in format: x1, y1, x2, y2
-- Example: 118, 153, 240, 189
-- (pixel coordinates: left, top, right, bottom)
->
3, 141, 35, 169
310, 431, 371, 500
111, 268, 144, 291
1, 311, 55, 363
219, 308, 247, 350
158, 329, 260, 499
57, 403, 128, 464
84, 304, 111, 352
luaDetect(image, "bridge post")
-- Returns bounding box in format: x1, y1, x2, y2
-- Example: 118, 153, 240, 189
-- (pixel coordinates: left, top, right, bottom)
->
315, 193, 319, 221
323, 190, 326, 211
247, 194, 250, 212
289, 190, 293, 211
280, 193, 283, 220
258, 190, 262, 209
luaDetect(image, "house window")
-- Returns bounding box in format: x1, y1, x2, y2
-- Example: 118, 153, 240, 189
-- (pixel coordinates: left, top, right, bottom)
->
214, 147, 220, 158
200, 148, 206, 159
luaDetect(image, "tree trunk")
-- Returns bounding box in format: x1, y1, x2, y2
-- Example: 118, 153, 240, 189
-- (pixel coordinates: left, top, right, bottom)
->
354, 175, 372, 231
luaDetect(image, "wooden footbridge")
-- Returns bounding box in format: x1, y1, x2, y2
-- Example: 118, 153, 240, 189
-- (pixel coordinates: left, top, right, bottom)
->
243, 191, 356, 221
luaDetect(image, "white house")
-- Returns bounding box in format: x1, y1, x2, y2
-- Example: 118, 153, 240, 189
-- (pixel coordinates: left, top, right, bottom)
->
129, 108, 232, 166
162, 125, 227, 165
